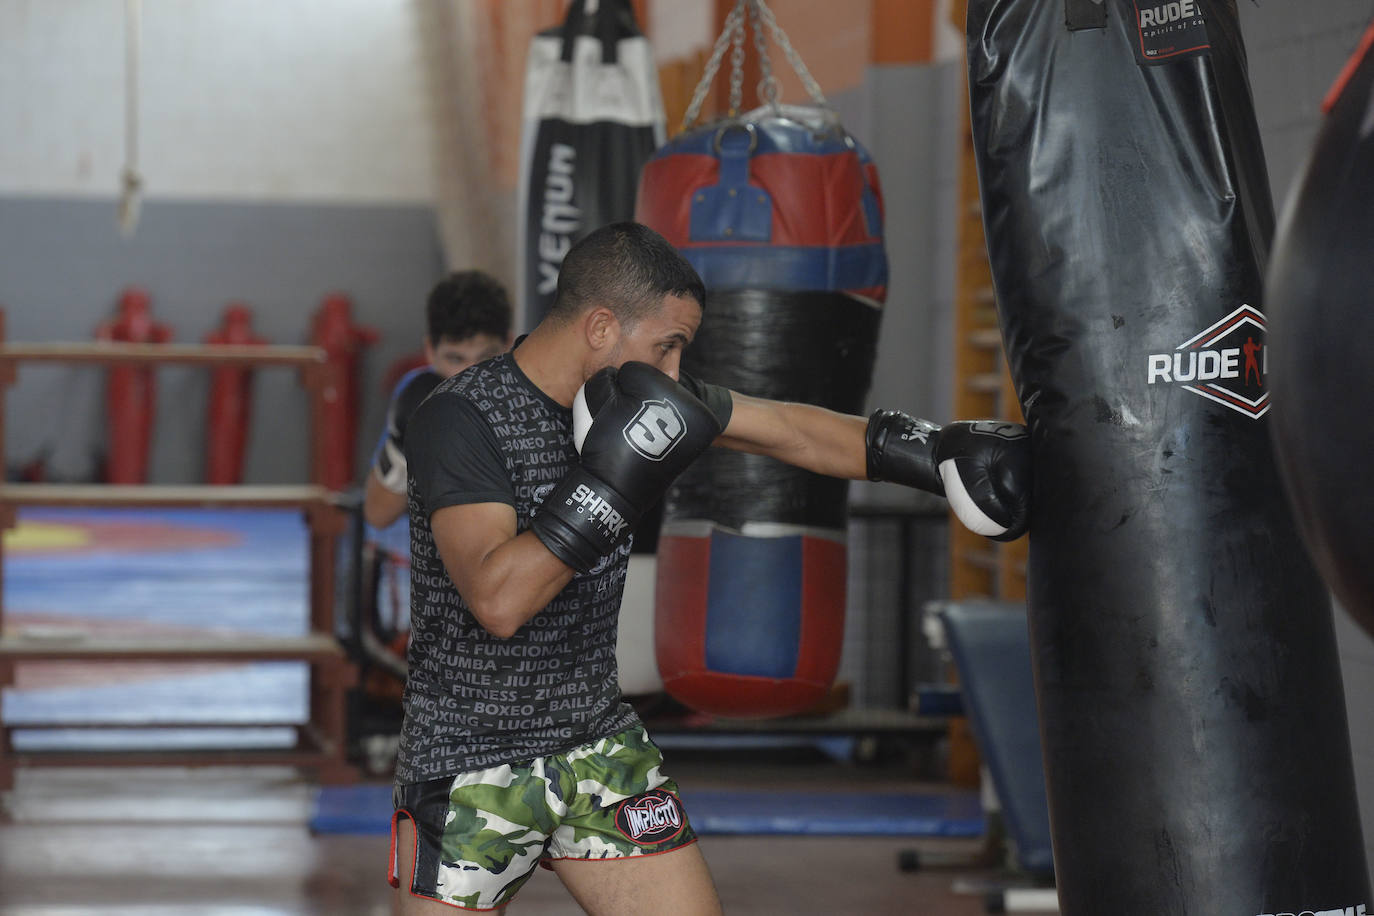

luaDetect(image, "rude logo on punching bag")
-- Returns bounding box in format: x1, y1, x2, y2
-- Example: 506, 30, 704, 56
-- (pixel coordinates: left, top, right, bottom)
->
1131, 0, 1210, 65
1145, 303, 1269, 418
623, 399, 686, 460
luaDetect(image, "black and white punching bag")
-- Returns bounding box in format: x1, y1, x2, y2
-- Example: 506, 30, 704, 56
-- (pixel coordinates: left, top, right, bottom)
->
517, 0, 665, 329
967, 1, 1370, 912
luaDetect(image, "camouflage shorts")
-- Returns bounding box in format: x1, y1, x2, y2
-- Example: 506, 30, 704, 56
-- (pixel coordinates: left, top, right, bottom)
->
389, 725, 697, 911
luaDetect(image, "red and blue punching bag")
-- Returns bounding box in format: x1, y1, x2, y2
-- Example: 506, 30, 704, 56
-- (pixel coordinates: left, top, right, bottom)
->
637, 104, 886, 718
96, 287, 172, 484
968, 0, 1369, 910
204, 303, 267, 485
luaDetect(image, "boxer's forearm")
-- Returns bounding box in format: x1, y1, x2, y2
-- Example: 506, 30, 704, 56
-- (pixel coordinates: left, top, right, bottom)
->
431, 502, 574, 638
715, 393, 869, 479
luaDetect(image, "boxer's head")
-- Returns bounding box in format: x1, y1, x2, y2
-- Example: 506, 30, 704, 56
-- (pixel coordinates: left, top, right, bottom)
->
547, 222, 705, 380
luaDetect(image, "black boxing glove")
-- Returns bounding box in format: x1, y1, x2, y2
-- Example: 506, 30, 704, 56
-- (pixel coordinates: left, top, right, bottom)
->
866, 410, 1031, 542
373, 369, 442, 494
533, 362, 722, 572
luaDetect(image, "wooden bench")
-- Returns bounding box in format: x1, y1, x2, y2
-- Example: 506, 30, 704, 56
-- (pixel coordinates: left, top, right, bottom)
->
0, 483, 357, 789
0, 319, 360, 790
0, 634, 355, 780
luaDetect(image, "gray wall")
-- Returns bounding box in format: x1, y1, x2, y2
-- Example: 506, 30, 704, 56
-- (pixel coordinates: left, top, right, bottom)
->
0, 197, 445, 485
832, 57, 965, 514
833, 60, 962, 431
829, 59, 966, 706
1241, 0, 1374, 207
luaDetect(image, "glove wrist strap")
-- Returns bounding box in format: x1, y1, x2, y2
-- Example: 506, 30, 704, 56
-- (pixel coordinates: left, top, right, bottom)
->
865, 409, 944, 496
531, 468, 639, 573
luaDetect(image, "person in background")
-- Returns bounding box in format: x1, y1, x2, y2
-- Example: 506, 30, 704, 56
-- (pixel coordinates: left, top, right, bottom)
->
363, 270, 513, 529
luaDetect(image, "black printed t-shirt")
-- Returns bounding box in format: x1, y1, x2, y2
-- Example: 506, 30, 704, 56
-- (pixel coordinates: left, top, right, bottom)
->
394, 350, 731, 783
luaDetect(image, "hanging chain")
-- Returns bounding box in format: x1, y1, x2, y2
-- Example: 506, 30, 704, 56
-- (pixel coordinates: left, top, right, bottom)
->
681, 1, 746, 131
754, 0, 828, 107
728, 8, 746, 116
749, 1, 781, 113
118, 0, 144, 237
680, 0, 829, 133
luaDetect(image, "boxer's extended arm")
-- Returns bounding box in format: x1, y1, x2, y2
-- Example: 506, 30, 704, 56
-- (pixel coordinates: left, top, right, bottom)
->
714, 393, 869, 479
714, 394, 1031, 541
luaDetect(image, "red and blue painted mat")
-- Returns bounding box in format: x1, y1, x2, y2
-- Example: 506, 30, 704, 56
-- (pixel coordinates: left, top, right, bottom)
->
4, 507, 314, 750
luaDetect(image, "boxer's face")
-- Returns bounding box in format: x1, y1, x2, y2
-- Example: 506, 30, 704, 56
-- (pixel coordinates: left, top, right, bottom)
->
608, 293, 702, 380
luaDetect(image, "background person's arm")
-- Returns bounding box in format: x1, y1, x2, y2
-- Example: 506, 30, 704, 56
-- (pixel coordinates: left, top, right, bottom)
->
363, 473, 408, 529
362, 368, 442, 529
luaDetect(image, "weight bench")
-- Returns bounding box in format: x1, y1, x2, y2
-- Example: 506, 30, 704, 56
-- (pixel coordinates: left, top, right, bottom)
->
925, 599, 1057, 912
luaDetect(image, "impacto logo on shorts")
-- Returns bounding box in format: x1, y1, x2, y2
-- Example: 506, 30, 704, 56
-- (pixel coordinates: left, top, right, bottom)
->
1256, 904, 1367, 916
614, 789, 686, 844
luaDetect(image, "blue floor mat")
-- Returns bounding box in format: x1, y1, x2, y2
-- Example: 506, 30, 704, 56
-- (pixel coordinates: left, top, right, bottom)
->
311, 784, 984, 838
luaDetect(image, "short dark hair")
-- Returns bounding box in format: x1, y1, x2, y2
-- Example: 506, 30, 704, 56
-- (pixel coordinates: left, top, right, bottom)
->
426, 270, 512, 345
547, 222, 705, 328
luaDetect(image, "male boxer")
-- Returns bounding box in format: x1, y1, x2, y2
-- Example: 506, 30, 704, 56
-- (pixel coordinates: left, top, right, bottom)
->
363, 270, 513, 529
390, 222, 1031, 914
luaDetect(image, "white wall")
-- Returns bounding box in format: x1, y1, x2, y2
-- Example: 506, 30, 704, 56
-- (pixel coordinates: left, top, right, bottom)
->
0, 0, 446, 484
0, 0, 434, 203
646, 0, 712, 64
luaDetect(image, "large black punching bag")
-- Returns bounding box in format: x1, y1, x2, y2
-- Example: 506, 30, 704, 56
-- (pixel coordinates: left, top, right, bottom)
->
1268, 21, 1374, 639
967, 1, 1371, 912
